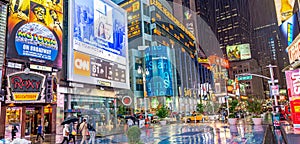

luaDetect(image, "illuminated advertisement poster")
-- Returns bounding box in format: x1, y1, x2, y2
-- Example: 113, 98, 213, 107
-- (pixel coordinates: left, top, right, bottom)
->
6, 0, 63, 69
287, 34, 300, 63
226, 44, 251, 61
274, 0, 298, 25
285, 69, 300, 128
145, 46, 174, 97
119, 0, 141, 40
6, 71, 46, 103
68, 0, 129, 89
279, 13, 300, 46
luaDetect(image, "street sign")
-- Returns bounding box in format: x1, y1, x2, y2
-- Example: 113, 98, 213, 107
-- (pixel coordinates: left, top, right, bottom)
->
237, 75, 252, 81
271, 85, 279, 95
268, 79, 278, 84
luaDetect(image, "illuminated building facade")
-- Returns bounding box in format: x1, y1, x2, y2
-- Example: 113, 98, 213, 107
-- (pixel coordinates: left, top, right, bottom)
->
116, 0, 214, 114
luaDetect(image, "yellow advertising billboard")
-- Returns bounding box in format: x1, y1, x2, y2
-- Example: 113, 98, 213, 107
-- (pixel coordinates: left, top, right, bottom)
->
274, 0, 298, 25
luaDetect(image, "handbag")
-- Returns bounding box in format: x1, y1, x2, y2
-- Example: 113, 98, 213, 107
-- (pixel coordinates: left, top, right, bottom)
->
72, 130, 76, 135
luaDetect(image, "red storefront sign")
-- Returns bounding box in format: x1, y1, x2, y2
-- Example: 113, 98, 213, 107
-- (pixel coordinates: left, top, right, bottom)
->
6, 71, 46, 103
285, 69, 300, 127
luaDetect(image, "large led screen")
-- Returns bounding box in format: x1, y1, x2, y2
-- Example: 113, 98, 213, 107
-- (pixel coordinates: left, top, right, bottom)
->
6, 0, 63, 69
145, 46, 174, 97
68, 0, 129, 89
280, 13, 300, 46
226, 44, 251, 61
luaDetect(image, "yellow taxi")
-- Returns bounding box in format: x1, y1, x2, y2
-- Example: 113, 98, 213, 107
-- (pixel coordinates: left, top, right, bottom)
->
182, 114, 209, 123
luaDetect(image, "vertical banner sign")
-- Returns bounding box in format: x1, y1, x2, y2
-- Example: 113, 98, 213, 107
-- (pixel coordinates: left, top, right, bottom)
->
285, 69, 300, 128
6, 0, 63, 69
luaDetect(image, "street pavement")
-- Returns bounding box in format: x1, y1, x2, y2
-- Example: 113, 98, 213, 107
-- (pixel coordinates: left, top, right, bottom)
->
1, 115, 296, 144
96, 118, 266, 144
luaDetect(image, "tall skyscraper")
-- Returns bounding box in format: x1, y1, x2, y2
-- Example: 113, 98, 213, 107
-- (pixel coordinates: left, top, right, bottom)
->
249, 0, 289, 93
195, 0, 289, 98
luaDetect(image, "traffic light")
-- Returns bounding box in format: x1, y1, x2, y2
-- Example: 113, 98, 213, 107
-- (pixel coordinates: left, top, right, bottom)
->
45, 75, 52, 103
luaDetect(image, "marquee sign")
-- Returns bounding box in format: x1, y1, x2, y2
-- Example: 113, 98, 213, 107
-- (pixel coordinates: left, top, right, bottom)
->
6, 71, 46, 103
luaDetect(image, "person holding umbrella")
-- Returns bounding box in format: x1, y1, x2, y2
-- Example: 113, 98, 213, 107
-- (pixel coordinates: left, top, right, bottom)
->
60, 124, 69, 144
88, 123, 96, 144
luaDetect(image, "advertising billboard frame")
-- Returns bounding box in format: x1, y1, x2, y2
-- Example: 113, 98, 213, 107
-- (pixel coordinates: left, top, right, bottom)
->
6, 0, 63, 69
226, 43, 251, 61
67, 0, 129, 90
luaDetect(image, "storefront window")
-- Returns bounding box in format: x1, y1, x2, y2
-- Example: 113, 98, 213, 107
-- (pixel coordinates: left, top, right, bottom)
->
69, 95, 116, 133
5, 107, 22, 140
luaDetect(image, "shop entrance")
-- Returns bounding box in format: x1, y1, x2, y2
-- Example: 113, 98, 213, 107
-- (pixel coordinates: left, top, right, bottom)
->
24, 107, 42, 136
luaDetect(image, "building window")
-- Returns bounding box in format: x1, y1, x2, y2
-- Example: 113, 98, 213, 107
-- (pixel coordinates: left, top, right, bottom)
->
135, 57, 142, 70
143, 4, 149, 16
136, 77, 143, 91
144, 21, 150, 34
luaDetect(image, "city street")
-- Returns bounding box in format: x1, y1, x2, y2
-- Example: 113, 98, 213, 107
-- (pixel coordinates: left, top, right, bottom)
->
96, 120, 266, 144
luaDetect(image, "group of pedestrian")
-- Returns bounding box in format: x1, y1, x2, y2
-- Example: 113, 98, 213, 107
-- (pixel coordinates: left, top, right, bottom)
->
61, 118, 96, 144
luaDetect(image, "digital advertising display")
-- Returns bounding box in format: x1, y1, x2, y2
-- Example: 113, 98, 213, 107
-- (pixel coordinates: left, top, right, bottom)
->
68, 0, 129, 89
226, 44, 251, 61
145, 46, 174, 97
279, 13, 300, 46
285, 69, 300, 128
287, 34, 300, 63
274, 0, 298, 25
6, 0, 63, 69
150, 0, 196, 51
119, 0, 142, 40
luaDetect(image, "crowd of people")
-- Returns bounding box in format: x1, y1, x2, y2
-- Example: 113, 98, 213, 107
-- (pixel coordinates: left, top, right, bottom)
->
61, 118, 96, 144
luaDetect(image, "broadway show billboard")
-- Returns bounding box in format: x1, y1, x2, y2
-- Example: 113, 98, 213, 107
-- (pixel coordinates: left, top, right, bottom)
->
68, 0, 129, 89
226, 44, 251, 61
6, 0, 63, 69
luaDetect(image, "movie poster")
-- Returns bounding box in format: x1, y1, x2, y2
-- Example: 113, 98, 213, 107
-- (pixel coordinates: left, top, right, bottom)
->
6, 0, 63, 69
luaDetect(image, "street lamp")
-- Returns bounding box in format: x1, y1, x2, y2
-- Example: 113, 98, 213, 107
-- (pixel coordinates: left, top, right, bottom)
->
138, 66, 149, 119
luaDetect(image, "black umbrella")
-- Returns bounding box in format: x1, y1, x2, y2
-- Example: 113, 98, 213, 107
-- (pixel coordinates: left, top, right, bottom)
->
10, 123, 20, 126
61, 116, 79, 125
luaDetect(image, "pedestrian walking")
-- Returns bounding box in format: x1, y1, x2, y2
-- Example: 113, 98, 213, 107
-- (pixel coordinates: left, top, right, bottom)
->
79, 118, 88, 144
88, 123, 96, 144
36, 124, 44, 142
127, 118, 133, 127
69, 122, 76, 144
11, 125, 18, 141
61, 124, 69, 144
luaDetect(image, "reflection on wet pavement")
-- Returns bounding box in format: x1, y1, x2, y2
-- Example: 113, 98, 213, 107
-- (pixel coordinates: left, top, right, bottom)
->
97, 121, 267, 144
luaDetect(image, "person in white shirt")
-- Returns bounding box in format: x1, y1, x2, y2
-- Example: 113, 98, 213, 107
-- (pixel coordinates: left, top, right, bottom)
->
127, 118, 133, 127
61, 124, 69, 144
